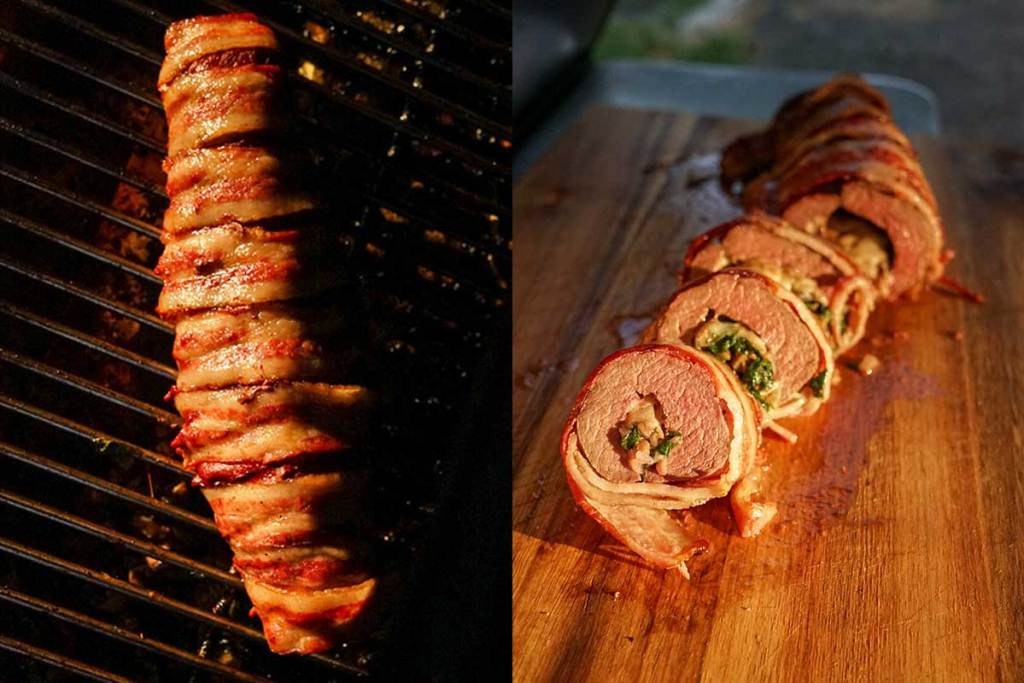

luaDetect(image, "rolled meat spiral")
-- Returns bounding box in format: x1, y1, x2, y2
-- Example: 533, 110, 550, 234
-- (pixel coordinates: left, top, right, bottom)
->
722, 74, 947, 300
561, 344, 761, 576
643, 267, 835, 421
157, 14, 374, 654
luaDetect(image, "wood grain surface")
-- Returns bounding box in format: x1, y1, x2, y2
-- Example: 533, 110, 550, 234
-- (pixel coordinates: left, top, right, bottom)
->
512, 106, 1024, 682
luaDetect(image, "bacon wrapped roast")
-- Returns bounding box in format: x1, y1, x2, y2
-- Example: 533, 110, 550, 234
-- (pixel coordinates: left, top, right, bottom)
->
684, 212, 875, 355
561, 344, 763, 576
643, 268, 835, 423
721, 75, 946, 300
157, 14, 374, 654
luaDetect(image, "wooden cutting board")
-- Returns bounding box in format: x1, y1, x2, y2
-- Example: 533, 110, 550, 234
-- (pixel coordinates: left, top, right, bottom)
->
512, 106, 1024, 682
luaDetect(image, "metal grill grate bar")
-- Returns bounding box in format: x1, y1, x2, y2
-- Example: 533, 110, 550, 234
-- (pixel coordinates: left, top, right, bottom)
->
0, 537, 259, 641
373, 0, 511, 50
0, 28, 161, 108
0, 635, 133, 683
0, 71, 165, 154
0, 116, 167, 199
0, 163, 162, 240
0, 394, 186, 475
0, 587, 270, 683
0, 209, 162, 286
0, 489, 241, 587
0, 258, 170, 333
0, 303, 175, 379
0, 348, 177, 424
17, 0, 161, 66
0, 442, 213, 532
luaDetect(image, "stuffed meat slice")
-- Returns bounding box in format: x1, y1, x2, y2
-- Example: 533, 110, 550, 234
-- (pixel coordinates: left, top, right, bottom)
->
561, 344, 762, 575
685, 213, 875, 354
643, 268, 834, 423
720, 75, 947, 300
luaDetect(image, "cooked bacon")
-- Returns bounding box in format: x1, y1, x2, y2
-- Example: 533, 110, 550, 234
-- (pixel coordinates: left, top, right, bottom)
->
171, 304, 345, 362
684, 212, 877, 354
158, 13, 278, 89
163, 148, 314, 235
162, 64, 281, 156
158, 14, 375, 654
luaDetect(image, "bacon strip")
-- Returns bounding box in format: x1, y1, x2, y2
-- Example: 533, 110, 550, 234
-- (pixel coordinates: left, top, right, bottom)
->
157, 14, 375, 654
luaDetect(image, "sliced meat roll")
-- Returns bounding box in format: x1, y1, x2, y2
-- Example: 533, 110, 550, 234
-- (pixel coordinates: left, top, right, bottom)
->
721, 75, 946, 300
561, 344, 761, 576
685, 213, 876, 354
643, 267, 834, 420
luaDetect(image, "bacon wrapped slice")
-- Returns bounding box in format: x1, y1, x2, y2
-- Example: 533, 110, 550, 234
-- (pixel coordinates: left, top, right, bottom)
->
720, 75, 947, 300
643, 267, 835, 421
561, 344, 761, 576
685, 212, 876, 354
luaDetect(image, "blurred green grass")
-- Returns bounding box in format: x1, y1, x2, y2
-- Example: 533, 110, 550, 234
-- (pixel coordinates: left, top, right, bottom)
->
594, 0, 751, 64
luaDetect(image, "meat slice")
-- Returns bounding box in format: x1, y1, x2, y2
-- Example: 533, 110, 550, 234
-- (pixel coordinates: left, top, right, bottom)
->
684, 213, 876, 354
721, 74, 948, 300
562, 344, 762, 576
643, 268, 834, 418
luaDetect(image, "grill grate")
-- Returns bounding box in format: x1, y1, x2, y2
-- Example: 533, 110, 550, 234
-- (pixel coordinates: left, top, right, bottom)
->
0, 0, 510, 679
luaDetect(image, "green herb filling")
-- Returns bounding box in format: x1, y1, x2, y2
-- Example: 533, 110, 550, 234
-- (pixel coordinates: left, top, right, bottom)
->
809, 369, 828, 398
620, 423, 642, 451
804, 299, 832, 325
701, 334, 775, 408
652, 431, 681, 458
